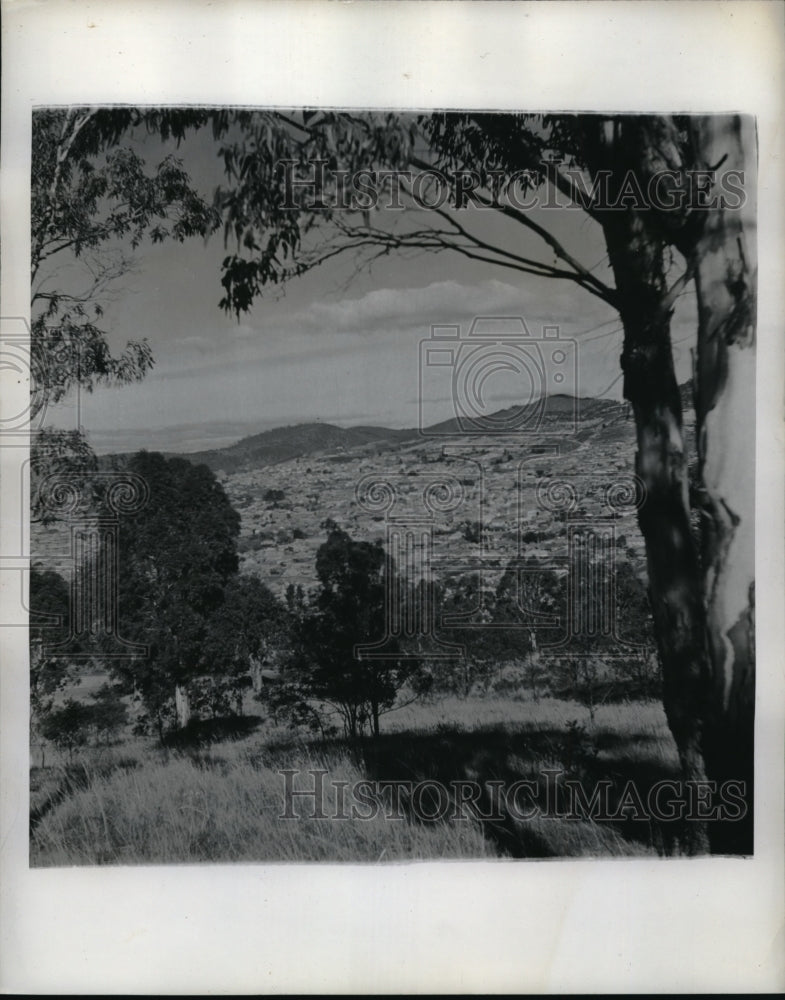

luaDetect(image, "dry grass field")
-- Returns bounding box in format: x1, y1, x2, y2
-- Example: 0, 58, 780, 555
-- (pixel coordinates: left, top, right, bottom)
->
30, 692, 680, 865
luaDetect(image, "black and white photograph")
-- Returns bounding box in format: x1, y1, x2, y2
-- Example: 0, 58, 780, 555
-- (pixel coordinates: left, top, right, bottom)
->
2, 1, 784, 993
26, 106, 757, 863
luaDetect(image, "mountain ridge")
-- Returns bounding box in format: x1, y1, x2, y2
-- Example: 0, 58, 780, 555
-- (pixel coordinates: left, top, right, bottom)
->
168, 393, 630, 474
101, 383, 694, 475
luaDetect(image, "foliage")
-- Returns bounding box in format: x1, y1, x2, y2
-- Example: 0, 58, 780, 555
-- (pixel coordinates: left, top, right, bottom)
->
276, 526, 424, 739
204, 573, 289, 674
428, 553, 656, 707
109, 452, 241, 737
30, 429, 99, 525
31, 108, 219, 413
40, 699, 94, 761
188, 674, 252, 720
30, 109, 223, 527
211, 110, 417, 315
29, 566, 76, 732
202, 111, 627, 317
88, 683, 129, 745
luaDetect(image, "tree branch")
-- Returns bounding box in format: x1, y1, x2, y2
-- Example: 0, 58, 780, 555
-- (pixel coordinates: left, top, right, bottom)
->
408, 152, 618, 307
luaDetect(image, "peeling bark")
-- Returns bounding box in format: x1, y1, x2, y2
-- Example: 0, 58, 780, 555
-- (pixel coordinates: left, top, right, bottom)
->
685, 115, 756, 854
577, 114, 756, 854
576, 118, 702, 852
602, 207, 712, 851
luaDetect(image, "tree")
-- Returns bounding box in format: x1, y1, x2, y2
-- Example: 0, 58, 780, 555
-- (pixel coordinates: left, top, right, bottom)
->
281, 526, 422, 740
200, 111, 754, 853
201, 574, 290, 716
494, 557, 564, 701
88, 683, 129, 746
40, 698, 93, 762
108, 452, 240, 738
564, 116, 754, 854
31, 109, 218, 413
29, 108, 221, 522
433, 573, 517, 697
29, 566, 77, 766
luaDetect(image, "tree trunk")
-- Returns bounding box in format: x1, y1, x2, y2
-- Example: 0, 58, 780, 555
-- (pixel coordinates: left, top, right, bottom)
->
617, 280, 711, 799
684, 115, 756, 854
583, 119, 712, 853
581, 114, 756, 854
175, 683, 191, 729
371, 700, 380, 739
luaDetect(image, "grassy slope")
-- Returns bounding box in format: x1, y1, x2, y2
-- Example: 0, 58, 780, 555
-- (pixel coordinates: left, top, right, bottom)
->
31, 695, 679, 866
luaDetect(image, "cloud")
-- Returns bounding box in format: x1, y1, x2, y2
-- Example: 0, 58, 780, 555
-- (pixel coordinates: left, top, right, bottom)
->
59, 266, 694, 445
158, 276, 620, 378
285, 278, 587, 336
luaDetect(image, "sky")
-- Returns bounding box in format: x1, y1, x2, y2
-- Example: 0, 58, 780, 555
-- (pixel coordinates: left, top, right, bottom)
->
41, 115, 699, 454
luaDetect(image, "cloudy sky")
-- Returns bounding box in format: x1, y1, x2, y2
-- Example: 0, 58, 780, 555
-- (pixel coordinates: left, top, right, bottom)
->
42, 116, 698, 453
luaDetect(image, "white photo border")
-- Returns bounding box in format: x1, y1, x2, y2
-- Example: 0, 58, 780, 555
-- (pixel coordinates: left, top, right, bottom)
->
2, 1, 783, 993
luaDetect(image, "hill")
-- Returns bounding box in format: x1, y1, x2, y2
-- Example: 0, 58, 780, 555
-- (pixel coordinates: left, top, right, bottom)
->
35, 387, 694, 591
173, 394, 626, 474
172, 422, 417, 474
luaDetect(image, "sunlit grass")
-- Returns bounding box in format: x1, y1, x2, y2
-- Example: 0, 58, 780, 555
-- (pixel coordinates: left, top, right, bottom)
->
31, 747, 495, 866
30, 692, 681, 866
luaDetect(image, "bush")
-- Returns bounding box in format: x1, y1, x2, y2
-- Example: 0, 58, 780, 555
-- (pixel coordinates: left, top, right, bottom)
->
40, 686, 130, 758
189, 675, 250, 719
89, 684, 129, 745
41, 699, 94, 760
462, 520, 482, 544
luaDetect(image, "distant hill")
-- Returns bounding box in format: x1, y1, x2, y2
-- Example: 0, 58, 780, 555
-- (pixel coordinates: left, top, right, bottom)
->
102, 387, 692, 475
174, 394, 625, 474
179, 422, 418, 474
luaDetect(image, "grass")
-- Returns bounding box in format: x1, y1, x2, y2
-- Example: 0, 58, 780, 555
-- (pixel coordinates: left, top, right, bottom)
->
386, 694, 674, 746
31, 745, 495, 866
30, 692, 684, 866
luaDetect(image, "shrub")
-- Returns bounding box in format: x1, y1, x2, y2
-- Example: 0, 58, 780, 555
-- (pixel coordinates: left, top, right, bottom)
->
41, 699, 93, 760
89, 684, 129, 745
462, 520, 482, 544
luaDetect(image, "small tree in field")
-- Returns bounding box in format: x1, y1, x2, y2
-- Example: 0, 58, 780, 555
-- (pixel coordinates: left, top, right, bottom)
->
40, 699, 93, 762
282, 526, 423, 740
494, 557, 564, 700
109, 451, 241, 739
201, 573, 290, 717
89, 684, 129, 746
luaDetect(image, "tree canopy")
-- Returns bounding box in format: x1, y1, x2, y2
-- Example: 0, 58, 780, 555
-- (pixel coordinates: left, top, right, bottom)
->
109, 451, 240, 735
31, 108, 219, 414
280, 525, 423, 739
